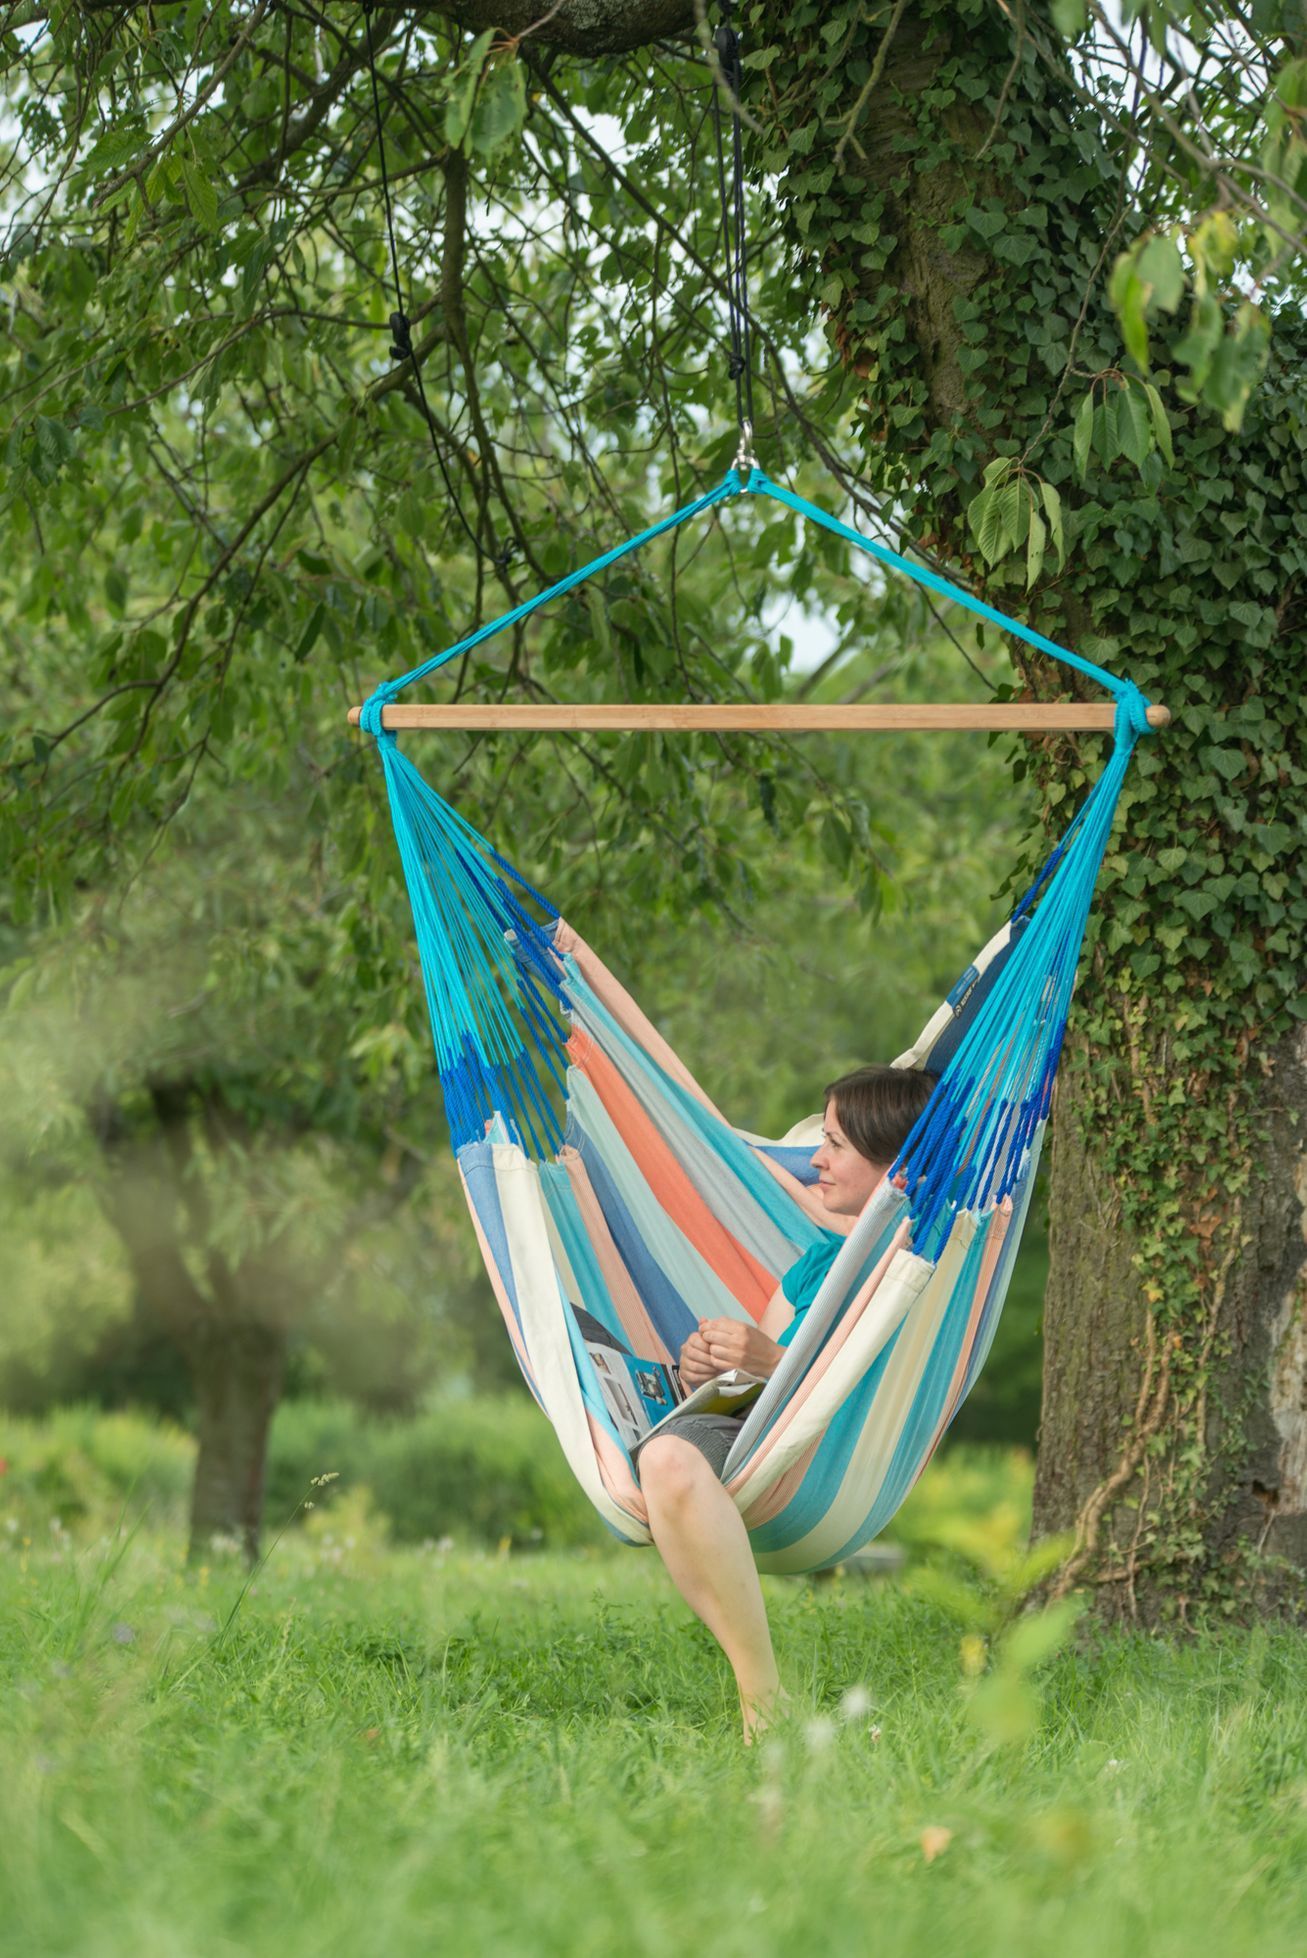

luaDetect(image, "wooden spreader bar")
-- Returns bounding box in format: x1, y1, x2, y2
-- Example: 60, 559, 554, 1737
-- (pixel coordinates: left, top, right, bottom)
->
348, 702, 1171, 733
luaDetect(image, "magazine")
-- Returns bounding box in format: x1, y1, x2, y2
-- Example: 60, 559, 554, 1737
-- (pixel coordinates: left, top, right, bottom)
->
573, 1306, 685, 1451
571, 1304, 766, 1454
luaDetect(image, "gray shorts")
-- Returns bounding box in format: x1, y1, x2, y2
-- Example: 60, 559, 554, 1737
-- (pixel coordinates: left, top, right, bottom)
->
636, 1413, 746, 1482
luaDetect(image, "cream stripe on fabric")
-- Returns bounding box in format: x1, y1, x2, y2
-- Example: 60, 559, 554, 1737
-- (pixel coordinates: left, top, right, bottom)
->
731, 1178, 910, 1449
758, 1217, 978, 1572
567, 1071, 750, 1323
554, 921, 719, 1113
740, 1438, 821, 1530
541, 1202, 586, 1323
729, 1246, 934, 1513
491, 1142, 645, 1538
557, 1146, 673, 1366
931, 1201, 1011, 1444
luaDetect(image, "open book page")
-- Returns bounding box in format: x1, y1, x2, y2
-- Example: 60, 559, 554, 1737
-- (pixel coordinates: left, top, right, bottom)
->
628, 1369, 767, 1465
571, 1304, 685, 1450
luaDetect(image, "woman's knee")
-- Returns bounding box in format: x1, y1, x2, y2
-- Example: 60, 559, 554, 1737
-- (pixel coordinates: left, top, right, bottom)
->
639, 1436, 715, 1508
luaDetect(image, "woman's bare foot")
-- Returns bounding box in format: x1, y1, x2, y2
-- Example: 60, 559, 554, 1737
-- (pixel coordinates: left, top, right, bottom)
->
740, 1681, 790, 1745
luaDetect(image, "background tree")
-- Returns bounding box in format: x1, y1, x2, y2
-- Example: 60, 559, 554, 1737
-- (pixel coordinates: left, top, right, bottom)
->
2, 1, 1303, 1613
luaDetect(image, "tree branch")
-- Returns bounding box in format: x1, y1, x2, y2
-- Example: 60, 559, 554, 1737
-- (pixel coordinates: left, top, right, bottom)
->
12, 0, 697, 56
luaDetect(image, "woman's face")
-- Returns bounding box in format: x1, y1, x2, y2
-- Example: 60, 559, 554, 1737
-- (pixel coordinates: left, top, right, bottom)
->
810, 1100, 887, 1218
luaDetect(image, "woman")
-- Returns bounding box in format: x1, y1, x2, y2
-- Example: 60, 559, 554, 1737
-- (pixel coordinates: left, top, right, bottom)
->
637, 1063, 936, 1741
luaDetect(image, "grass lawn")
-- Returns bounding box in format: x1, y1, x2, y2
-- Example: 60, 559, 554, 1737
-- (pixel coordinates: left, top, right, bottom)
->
4, 1452, 1307, 1958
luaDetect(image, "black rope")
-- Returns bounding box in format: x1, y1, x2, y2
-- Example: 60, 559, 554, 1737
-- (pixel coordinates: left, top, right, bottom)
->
360, 2, 512, 568
709, 0, 756, 451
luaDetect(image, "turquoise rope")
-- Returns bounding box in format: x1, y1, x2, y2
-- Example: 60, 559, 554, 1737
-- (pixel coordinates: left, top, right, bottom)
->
359, 477, 737, 734
749, 472, 1152, 721
360, 466, 1157, 734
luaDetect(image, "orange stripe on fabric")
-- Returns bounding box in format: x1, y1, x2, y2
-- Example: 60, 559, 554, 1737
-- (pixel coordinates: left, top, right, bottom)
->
587, 1413, 649, 1532
557, 1147, 674, 1366
555, 920, 721, 1114
569, 1026, 777, 1319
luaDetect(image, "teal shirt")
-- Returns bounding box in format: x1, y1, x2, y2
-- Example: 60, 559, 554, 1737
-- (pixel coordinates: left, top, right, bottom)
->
776, 1231, 844, 1348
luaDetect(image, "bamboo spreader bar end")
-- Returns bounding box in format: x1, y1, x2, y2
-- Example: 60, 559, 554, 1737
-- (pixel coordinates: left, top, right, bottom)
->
346, 702, 1171, 733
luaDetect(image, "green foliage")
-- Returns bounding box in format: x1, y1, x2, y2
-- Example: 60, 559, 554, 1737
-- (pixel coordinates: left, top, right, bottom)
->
1042, 12, 1306, 423
0, 1404, 195, 1529
266, 1394, 601, 1550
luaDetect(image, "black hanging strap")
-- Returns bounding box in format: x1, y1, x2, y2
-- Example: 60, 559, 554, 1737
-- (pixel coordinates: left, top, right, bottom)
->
709, 0, 756, 466
360, 2, 510, 567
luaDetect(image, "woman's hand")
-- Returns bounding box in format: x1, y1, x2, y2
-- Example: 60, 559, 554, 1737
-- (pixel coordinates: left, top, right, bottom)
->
677, 1327, 719, 1390
679, 1318, 785, 1388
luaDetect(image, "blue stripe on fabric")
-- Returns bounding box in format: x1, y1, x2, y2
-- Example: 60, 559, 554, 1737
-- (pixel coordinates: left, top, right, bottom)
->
459, 1144, 523, 1337
745, 1209, 990, 1561
752, 1144, 821, 1185
564, 1117, 700, 1354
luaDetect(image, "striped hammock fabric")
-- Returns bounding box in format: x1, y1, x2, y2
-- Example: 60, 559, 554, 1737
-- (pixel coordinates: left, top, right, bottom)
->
360, 467, 1158, 1572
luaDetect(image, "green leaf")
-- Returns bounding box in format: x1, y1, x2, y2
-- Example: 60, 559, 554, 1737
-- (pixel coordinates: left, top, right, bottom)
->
1110, 256, 1150, 370
471, 56, 527, 158
1143, 382, 1174, 467
1095, 393, 1120, 467
1025, 505, 1047, 589
968, 485, 1007, 566
1073, 390, 1094, 481
1039, 480, 1065, 568
1135, 232, 1185, 313
1202, 745, 1246, 783
1118, 384, 1151, 468
444, 28, 496, 147
293, 602, 325, 665
183, 161, 220, 234
1049, 0, 1087, 39
997, 478, 1025, 551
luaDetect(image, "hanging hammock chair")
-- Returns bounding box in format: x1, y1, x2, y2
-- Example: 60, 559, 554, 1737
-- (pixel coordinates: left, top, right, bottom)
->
353, 464, 1162, 1574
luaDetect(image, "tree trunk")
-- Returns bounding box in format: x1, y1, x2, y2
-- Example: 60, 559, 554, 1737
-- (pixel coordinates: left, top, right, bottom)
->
1035, 1024, 1307, 1623
186, 1320, 287, 1566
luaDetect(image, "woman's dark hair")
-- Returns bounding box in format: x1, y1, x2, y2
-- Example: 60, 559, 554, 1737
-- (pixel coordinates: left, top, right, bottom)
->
823, 1064, 937, 1167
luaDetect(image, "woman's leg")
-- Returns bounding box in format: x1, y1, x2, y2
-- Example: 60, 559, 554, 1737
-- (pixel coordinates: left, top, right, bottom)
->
638, 1434, 781, 1739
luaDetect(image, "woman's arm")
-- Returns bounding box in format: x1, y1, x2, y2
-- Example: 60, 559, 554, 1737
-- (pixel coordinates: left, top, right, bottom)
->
758, 1282, 796, 1342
